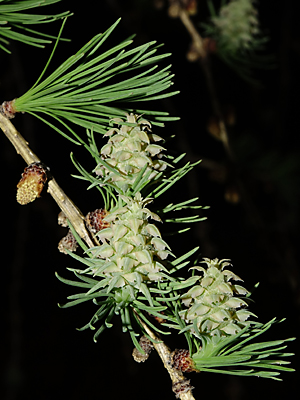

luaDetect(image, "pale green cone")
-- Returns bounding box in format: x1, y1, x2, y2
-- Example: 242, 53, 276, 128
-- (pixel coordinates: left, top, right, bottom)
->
180, 258, 255, 337
86, 193, 173, 297
211, 0, 260, 52
95, 113, 168, 192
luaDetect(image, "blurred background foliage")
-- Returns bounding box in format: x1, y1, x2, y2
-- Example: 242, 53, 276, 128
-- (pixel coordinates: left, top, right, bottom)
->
1, 1, 299, 399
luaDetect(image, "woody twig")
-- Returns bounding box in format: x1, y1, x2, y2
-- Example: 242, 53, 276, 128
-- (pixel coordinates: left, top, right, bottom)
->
134, 311, 196, 400
0, 111, 195, 399
0, 112, 94, 248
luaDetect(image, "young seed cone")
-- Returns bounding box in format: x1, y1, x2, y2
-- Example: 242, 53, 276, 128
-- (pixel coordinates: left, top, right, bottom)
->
95, 113, 168, 192
180, 258, 254, 337
89, 193, 172, 292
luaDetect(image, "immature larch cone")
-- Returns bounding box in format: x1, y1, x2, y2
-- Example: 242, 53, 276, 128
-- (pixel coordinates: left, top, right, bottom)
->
180, 258, 254, 337
211, 0, 260, 52
95, 113, 168, 192
88, 193, 172, 291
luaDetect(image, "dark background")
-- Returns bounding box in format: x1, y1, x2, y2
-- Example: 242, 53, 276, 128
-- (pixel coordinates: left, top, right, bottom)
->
1, 1, 299, 399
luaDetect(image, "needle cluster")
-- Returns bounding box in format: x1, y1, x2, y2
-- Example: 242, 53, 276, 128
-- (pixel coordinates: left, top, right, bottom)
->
0, 0, 71, 53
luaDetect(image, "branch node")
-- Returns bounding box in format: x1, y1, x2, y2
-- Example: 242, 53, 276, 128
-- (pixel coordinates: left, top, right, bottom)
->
0, 100, 17, 119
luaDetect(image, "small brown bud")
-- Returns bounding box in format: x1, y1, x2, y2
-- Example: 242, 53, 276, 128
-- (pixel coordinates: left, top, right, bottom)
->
132, 336, 154, 363
58, 211, 68, 227
186, 0, 197, 15
171, 349, 197, 373
203, 37, 217, 54
16, 162, 48, 205
0, 99, 17, 119
58, 229, 78, 254
85, 209, 110, 234
172, 379, 194, 399
207, 105, 235, 140
186, 43, 201, 62
224, 185, 240, 204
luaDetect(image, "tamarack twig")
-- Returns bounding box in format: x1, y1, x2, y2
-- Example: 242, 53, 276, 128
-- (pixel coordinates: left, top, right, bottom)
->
0, 111, 196, 400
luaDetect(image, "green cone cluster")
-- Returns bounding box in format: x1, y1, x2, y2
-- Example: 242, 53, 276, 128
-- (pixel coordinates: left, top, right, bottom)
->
180, 258, 254, 337
95, 113, 168, 192
211, 0, 260, 52
88, 193, 172, 294
48, 20, 294, 381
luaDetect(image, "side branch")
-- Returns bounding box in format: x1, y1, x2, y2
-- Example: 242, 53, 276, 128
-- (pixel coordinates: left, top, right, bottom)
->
1, 112, 195, 399
0, 113, 94, 248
